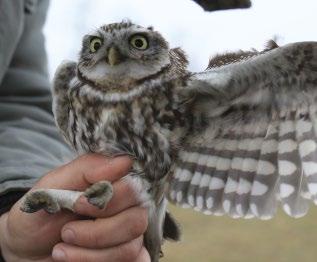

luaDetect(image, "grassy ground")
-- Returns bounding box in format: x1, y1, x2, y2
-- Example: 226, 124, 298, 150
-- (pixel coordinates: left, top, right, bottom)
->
162, 205, 317, 262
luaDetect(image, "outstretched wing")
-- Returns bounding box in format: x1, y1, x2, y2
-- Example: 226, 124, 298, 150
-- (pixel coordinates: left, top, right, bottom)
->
168, 42, 317, 219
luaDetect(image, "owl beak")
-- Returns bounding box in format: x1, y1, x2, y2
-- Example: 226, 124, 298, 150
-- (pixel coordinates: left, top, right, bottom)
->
107, 46, 123, 66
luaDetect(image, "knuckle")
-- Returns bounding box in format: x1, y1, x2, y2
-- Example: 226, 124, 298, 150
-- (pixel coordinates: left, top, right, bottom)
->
127, 209, 148, 238
118, 237, 143, 262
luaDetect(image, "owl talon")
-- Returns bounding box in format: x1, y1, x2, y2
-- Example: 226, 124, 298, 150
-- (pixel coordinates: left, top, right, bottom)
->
20, 190, 61, 214
84, 181, 113, 209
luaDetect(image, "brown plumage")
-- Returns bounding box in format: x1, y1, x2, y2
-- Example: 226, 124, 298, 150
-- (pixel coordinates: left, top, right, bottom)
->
19, 21, 317, 262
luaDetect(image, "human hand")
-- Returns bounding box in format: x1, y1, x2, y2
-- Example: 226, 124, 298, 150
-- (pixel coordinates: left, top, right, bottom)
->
0, 154, 150, 262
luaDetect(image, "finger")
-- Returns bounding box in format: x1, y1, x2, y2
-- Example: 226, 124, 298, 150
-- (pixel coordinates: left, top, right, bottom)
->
36, 154, 132, 190
61, 207, 148, 248
74, 178, 140, 218
52, 236, 143, 262
134, 247, 151, 262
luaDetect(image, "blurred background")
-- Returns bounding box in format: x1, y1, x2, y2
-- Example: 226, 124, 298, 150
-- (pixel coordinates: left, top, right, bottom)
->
44, 1, 317, 261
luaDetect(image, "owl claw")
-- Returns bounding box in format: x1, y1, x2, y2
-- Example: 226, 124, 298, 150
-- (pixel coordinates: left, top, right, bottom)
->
84, 181, 113, 209
20, 190, 61, 214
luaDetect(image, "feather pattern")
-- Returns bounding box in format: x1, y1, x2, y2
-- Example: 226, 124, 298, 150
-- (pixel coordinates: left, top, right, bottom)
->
168, 42, 317, 219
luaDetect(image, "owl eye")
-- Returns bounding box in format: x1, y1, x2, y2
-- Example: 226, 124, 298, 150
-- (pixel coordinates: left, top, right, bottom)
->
129, 35, 148, 50
89, 37, 103, 53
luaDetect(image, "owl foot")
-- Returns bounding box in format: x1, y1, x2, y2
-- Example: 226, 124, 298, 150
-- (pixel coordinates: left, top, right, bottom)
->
20, 190, 61, 214
84, 181, 113, 209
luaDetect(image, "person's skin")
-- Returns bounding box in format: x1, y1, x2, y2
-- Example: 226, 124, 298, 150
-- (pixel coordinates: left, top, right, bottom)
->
0, 154, 150, 262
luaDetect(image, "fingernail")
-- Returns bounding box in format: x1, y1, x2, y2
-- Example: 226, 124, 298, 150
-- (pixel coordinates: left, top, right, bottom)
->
62, 229, 75, 243
52, 248, 66, 261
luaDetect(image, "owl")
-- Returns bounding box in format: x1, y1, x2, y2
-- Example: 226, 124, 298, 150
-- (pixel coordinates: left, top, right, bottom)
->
20, 21, 317, 262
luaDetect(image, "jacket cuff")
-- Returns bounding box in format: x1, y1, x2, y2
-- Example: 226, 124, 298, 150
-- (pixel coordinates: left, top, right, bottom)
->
0, 191, 27, 216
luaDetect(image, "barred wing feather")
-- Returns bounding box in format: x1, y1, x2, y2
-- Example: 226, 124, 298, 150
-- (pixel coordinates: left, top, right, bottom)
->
168, 42, 317, 219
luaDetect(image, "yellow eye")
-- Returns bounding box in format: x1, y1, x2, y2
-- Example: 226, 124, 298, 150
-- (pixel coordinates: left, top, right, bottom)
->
130, 35, 148, 50
90, 37, 102, 53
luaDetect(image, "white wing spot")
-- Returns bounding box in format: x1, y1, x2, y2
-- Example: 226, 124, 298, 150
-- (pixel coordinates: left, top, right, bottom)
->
188, 194, 195, 206
278, 139, 297, 154
237, 178, 252, 194
251, 181, 269, 196
299, 140, 317, 158
206, 197, 214, 209
236, 204, 243, 215
199, 174, 211, 187
191, 173, 202, 185
278, 160, 297, 176
223, 199, 231, 213
176, 191, 183, 202
261, 139, 278, 154
256, 160, 276, 175
224, 177, 238, 193
308, 183, 317, 195
283, 204, 292, 216
280, 184, 295, 198
209, 177, 225, 190
197, 196, 204, 209
250, 203, 259, 217
279, 121, 294, 136
216, 157, 232, 171
297, 120, 313, 137
302, 162, 317, 176
178, 169, 192, 182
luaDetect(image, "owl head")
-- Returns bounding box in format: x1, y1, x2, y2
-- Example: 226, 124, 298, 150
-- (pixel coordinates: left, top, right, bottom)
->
77, 21, 177, 91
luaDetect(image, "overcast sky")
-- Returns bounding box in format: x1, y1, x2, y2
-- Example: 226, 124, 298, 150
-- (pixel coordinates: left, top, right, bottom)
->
44, 0, 317, 78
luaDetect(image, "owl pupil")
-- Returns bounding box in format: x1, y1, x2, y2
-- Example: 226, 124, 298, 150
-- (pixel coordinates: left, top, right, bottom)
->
94, 42, 101, 50
135, 39, 143, 48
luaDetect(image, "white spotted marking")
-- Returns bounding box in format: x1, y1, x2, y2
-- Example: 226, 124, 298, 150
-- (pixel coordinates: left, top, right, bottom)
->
236, 204, 244, 215
278, 160, 297, 176
278, 139, 297, 154
224, 177, 238, 194
261, 139, 278, 154
241, 158, 258, 172
176, 191, 183, 202
224, 140, 238, 151
223, 200, 231, 213
238, 138, 263, 151
199, 174, 211, 188
206, 197, 214, 209
237, 178, 252, 194
188, 194, 195, 206
302, 162, 317, 176
279, 121, 294, 136
280, 184, 295, 198
197, 154, 210, 165
283, 204, 292, 216
297, 120, 313, 137
197, 196, 204, 209
250, 203, 259, 217
216, 157, 232, 171
256, 160, 276, 175
251, 181, 269, 196
231, 157, 244, 170
209, 177, 225, 190
299, 140, 317, 158
308, 183, 317, 195
178, 169, 192, 182
191, 173, 202, 185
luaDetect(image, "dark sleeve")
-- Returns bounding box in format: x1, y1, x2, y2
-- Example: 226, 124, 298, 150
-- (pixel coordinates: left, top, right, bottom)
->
0, 0, 73, 204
